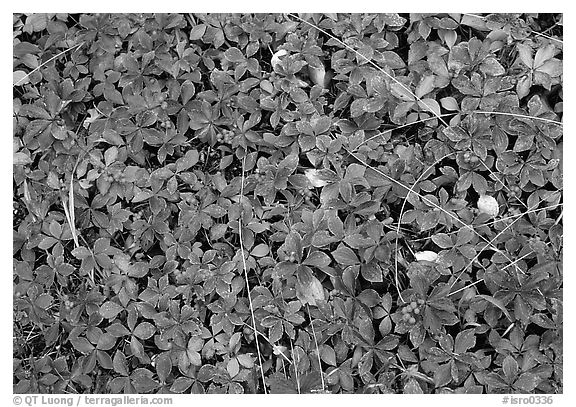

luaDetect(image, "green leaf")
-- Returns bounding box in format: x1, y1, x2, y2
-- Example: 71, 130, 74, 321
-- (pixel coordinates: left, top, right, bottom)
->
454, 329, 476, 354
100, 301, 124, 319
302, 251, 331, 268
332, 244, 359, 265
133, 322, 156, 340
170, 377, 193, 393
224, 47, 245, 63
176, 150, 199, 172
476, 294, 513, 321
432, 233, 453, 249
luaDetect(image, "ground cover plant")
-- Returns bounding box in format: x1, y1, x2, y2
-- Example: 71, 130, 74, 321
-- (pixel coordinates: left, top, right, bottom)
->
13, 13, 563, 394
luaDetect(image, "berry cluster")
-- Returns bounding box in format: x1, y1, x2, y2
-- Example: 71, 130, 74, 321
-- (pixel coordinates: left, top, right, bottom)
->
216, 129, 235, 145
184, 195, 199, 206
463, 151, 480, 164
173, 268, 191, 284
159, 120, 173, 129
302, 188, 313, 203
254, 168, 265, 182
281, 251, 297, 262
62, 295, 74, 311
400, 299, 425, 325
508, 185, 522, 197
242, 326, 255, 342
100, 171, 125, 183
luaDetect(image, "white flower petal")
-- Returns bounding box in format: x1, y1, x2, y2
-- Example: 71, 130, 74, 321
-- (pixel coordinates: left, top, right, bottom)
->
477, 194, 499, 217
415, 251, 439, 262
305, 169, 328, 187
271, 49, 288, 70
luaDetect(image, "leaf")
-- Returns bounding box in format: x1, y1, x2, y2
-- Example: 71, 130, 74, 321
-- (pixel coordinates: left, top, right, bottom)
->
302, 251, 331, 268
534, 45, 556, 69
475, 294, 513, 321
224, 47, 245, 63
440, 97, 459, 111
170, 377, 193, 393
432, 233, 453, 249
251, 243, 269, 257
189, 24, 206, 41
133, 322, 156, 340
176, 149, 199, 172
320, 345, 337, 366
514, 373, 541, 392
99, 301, 124, 319
181, 80, 196, 105
331, 245, 359, 265
454, 329, 476, 354
295, 267, 325, 306
13, 71, 30, 86
502, 355, 518, 380
415, 75, 435, 98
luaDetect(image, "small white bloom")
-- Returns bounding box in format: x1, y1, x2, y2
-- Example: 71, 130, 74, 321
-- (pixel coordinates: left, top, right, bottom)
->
477, 194, 499, 217
415, 251, 439, 262
271, 49, 288, 70
305, 169, 328, 187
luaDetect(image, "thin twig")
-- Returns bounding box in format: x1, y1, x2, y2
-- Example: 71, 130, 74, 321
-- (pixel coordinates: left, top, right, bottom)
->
350, 113, 457, 153
341, 146, 520, 273
14, 42, 84, 86
394, 151, 456, 302
238, 153, 267, 394
449, 201, 551, 289
307, 304, 326, 392
287, 13, 449, 128
472, 110, 562, 126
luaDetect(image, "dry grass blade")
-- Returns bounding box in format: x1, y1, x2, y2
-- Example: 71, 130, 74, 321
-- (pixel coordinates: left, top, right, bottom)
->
13, 42, 84, 87
479, 160, 528, 210
287, 13, 449, 128
242, 322, 292, 364
238, 153, 267, 394
65, 158, 82, 248
449, 202, 563, 290
289, 338, 301, 394
307, 304, 326, 392
461, 13, 563, 45
349, 113, 456, 154
342, 147, 520, 273
471, 110, 562, 126
393, 152, 455, 302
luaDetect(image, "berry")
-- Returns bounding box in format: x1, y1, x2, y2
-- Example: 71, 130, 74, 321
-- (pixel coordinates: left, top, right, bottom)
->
402, 306, 409, 314
410, 301, 417, 309
418, 299, 425, 305
402, 313, 411, 321
408, 317, 416, 324
413, 308, 420, 315
161, 102, 168, 110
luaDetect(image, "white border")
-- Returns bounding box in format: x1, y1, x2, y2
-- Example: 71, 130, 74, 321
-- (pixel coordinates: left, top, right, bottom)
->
2, 4, 571, 406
